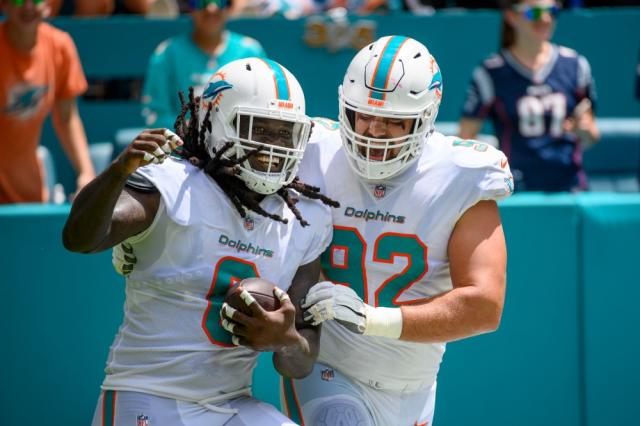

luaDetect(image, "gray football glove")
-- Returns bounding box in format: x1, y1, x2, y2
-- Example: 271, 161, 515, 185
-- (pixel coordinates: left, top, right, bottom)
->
301, 281, 367, 334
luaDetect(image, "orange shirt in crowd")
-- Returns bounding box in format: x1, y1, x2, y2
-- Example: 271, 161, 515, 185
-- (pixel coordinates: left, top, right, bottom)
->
0, 22, 88, 204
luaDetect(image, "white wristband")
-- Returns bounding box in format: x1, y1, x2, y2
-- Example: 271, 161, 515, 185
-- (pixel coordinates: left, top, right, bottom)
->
363, 305, 403, 339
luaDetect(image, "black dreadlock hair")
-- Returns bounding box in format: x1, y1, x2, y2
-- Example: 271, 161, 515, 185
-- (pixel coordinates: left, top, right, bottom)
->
174, 87, 339, 227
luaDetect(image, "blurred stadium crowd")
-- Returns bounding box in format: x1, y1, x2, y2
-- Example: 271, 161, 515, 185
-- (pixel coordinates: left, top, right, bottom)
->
1, 0, 639, 204
46, 0, 640, 18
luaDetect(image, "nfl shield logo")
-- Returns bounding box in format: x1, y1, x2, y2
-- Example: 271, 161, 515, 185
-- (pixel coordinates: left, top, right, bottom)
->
373, 184, 386, 199
137, 414, 150, 426
320, 368, 335, 381
244, 216, 254, 231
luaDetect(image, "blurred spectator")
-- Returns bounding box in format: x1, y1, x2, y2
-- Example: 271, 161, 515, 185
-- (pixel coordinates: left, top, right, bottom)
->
399, 0, 640, 10
232, 0, 402, 18
450, 0, 500, 7
146, 0, 180, 16
142, 0, 266, 129
583, 0, 640, 6
49, 0, 156, 16
401, 0, 437, 14
402, 0, 499, 11
458, 0, 600, 192
0, 0, 95, 204
237, 0, 316, 17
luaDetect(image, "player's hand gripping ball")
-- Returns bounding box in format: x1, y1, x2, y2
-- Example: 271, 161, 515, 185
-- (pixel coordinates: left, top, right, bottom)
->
223, 277, 280, 314
220, 277, 297, 350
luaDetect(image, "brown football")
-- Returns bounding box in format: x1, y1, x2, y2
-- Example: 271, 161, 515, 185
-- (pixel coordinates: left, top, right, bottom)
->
224, 277, 279, 316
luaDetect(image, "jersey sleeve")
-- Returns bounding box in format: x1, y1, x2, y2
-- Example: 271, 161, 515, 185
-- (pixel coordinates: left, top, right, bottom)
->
135, 158, 200, 226
142, 39, 178, 129
125, 170, 159, 193
461, 65, 494, 119
450, 139, 514, 218
476, 152, 514, 202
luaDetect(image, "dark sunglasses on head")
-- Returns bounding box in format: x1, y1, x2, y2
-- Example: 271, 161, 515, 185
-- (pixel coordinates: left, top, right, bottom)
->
188, 0, 229, 10
10, 0, 46, 5
514, 4, 561, 21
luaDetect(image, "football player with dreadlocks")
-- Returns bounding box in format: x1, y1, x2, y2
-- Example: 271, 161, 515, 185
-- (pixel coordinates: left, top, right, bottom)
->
63, 58, 338, 426
267, 36, 515, 425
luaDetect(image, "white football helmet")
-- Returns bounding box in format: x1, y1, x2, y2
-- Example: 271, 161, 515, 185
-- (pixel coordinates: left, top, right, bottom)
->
200, 57, 311, 195
339, 36, 443, 180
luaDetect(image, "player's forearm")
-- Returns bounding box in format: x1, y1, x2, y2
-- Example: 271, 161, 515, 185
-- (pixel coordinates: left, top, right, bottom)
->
53, 105, 95, 178
62, 161, 131, 253
273, 328, 318, 379
399, 285, 504, 343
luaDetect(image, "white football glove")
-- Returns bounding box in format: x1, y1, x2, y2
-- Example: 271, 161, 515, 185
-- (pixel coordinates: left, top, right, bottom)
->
302, 281, 404, 339
301, 281, 367, 334
112, 242, 136, 276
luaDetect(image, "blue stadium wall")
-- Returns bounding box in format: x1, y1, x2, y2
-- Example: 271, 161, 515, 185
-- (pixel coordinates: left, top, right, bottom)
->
2, 194, 639, 426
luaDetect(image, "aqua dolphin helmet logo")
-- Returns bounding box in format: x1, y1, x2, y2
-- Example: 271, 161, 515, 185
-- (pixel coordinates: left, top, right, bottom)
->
428, 56, 443, 100
429, 69, 442, 91
202, 76, 234, 106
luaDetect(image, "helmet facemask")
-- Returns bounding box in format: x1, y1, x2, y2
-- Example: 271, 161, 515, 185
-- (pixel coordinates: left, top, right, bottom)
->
339, 88, 438, 181
215, 105, 311, 195
338, 36, 443, 181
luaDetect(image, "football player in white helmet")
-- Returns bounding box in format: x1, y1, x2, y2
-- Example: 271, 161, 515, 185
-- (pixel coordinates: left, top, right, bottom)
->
202, 58, 312, 196
338, 36, 442, 181
63, 57, 338, 426
259, 36, 514, 426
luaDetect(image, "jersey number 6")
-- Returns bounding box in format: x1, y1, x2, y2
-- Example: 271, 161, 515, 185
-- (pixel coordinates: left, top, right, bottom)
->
201, 256, 259, 347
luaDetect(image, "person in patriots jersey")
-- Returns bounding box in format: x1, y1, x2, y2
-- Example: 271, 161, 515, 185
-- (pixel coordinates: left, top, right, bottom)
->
459, 0, 600, 192
239, 36, 513, 426
63, 58, 338, 426
141, 0, 266, 129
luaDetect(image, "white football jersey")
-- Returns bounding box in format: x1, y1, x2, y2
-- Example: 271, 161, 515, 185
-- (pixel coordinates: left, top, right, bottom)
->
102, 157, 333, 403
298, 119, 513, 392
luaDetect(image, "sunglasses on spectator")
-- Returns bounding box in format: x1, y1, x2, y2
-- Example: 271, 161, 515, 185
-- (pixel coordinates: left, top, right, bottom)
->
188, 0, 229, 10
514, 4, 561, 21
10, 0, 46, 5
